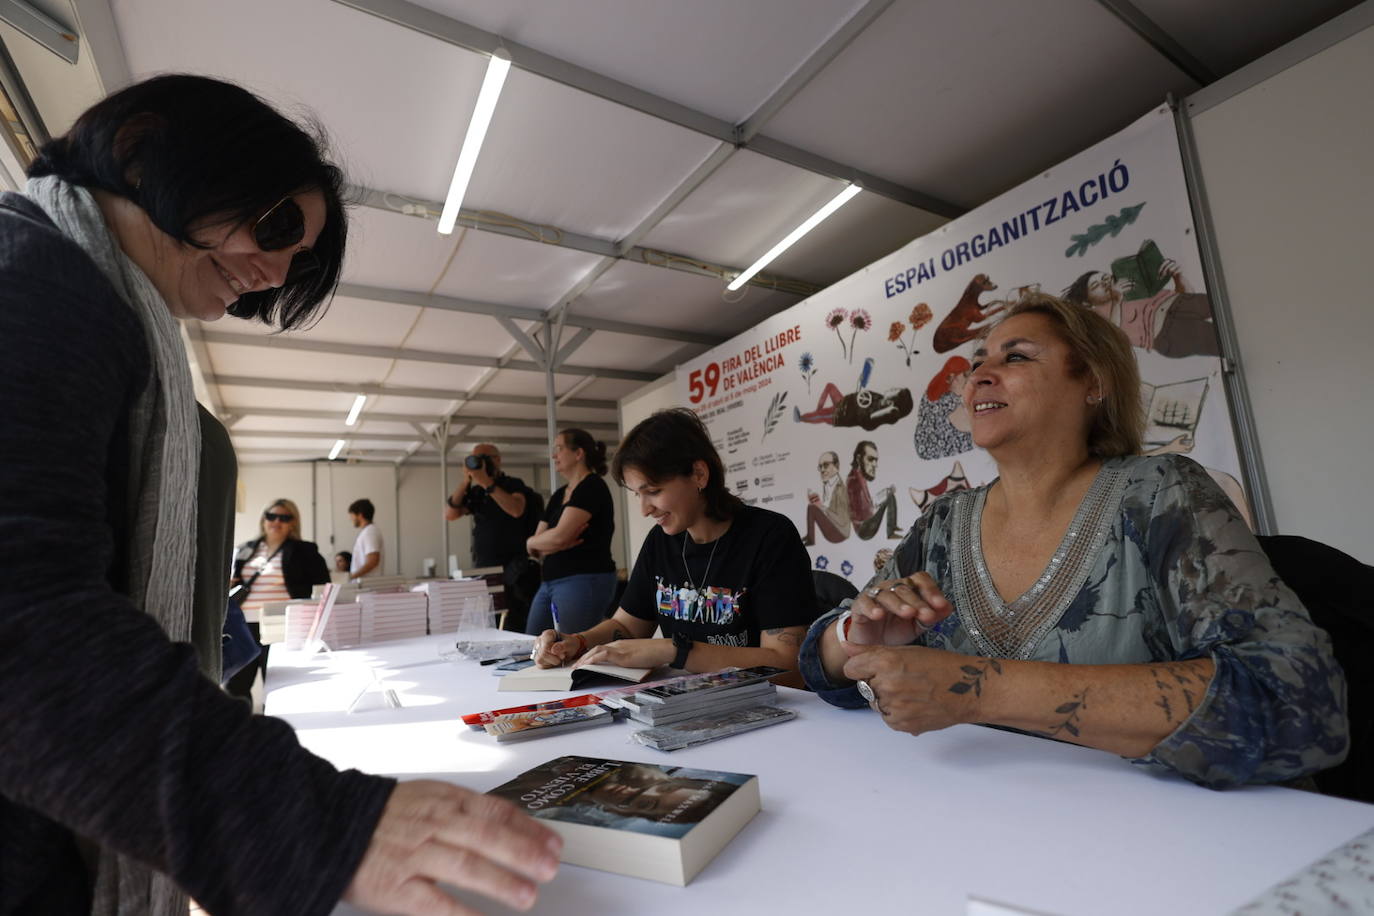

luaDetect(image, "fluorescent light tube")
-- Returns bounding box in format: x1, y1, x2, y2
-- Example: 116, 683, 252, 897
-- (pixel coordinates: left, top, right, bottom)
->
727, 184, 862, 291
329, 439, 346, 461
438, 53, 512, 234
344, 394, 366, 426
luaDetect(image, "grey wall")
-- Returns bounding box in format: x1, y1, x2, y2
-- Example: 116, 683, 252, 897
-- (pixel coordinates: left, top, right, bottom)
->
1187, 7, 1374, 562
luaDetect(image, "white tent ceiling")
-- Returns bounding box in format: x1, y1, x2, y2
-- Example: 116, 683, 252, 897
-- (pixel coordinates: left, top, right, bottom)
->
1, 0, 1361, 465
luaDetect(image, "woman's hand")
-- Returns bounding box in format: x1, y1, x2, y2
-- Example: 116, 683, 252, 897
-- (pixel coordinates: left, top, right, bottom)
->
531, 629, 581, 668
344, 780, 561, 915
847, 573, 952, 647
840, 643, 989, 737
574, 638, 673, 670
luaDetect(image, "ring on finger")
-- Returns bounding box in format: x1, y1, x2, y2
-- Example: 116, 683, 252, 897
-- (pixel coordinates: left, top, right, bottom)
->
863, 586, 882, 598
857, 679, 877, 706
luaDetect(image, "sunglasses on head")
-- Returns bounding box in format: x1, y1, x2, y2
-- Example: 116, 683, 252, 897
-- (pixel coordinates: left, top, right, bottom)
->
253, 196, 321, 285
263, 511, 294, 522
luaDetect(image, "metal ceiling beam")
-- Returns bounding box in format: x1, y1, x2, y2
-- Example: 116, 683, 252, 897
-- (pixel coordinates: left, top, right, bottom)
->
237, 429, 554, 445
198, 329, 659, 382
228, 406, 620, 431
0, 0, 79, 64
213, 373, 618, 411
1093, 0, 1217, 85
330, 0, 965, 218
352, 185, 820, 296
336, 281, 727, 347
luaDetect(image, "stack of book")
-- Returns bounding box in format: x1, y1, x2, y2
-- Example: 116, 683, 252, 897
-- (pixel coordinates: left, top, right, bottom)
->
482, 704, 618, 742
631, 705, 797, 751
415, 578, 493, 633
616, 666, 785, 726
359, 591, 429, 643
282, 600, 361, 649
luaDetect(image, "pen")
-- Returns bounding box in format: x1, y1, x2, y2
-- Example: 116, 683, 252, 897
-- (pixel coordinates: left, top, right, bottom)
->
550, 598, 563, 638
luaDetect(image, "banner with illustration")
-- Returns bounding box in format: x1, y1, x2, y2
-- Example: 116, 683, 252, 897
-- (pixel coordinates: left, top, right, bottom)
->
676, 105, 1247, 587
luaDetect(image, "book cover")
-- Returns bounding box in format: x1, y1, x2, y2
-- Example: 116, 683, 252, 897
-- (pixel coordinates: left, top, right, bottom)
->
625, 683, 778, 725
631, 705, 798, 751
635, 665, 785, 704
497, 662, 653, 693
1139, 375, 1210, 448
482, 705, 617, 742
462, 692, 608, 730
1110, 239, 1167, 300
487, 756, 760, 886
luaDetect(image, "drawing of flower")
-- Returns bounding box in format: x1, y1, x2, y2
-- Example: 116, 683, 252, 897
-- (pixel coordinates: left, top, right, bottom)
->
847, 308, 872, 364
825, 308, 848, 359
799, 351, 817, 393
840, 560, 854, 577
814, 555, 829, 570
910, 303, 933, 329
892, 304, 932, 367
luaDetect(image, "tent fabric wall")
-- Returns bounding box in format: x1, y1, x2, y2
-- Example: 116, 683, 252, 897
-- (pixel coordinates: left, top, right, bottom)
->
1187, 12, 1374, 563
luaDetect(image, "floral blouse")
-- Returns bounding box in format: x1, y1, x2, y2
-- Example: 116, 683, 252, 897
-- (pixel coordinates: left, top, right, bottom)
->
799, 454, 1349, 789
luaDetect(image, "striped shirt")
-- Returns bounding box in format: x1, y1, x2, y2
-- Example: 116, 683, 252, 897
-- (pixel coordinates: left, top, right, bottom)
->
240, 542, 290, 622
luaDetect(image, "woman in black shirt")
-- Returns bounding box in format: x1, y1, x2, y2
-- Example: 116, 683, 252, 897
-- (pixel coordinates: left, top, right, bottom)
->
524, 428, 618, 634
532, 409, 816, 685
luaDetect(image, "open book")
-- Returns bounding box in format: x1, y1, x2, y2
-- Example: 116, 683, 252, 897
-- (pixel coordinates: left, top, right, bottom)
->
487, 756, 760, 885
498, 661, 654, 692
1140, 376, 1209, 449
1111, 239, 1167, 300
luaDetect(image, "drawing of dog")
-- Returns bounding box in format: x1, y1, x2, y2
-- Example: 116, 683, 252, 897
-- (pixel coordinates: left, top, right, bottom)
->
932, 274, 1003, 353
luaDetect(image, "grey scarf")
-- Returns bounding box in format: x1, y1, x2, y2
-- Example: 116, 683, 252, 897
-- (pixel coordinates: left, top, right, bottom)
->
26, 175, 200, 916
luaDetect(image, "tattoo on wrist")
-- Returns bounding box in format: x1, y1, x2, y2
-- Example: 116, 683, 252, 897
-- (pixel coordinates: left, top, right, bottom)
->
1148, 664, 1201, 724
948, 659, 1001, 697
1045, 688, 1089, 739
611, 629, 627, 642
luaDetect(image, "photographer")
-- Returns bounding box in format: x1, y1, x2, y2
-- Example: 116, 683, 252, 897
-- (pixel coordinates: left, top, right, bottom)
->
445, 443, 542, 630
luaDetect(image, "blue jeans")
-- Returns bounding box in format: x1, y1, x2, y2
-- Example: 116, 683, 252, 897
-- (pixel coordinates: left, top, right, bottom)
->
525, 572, 618, 635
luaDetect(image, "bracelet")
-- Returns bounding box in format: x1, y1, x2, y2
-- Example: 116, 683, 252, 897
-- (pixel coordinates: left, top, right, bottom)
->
569, 633, 588, 657
835, 610, 853, 644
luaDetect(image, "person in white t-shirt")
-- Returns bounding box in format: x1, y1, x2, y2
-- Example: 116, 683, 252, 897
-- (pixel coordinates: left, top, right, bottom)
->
347, 498, 383, 579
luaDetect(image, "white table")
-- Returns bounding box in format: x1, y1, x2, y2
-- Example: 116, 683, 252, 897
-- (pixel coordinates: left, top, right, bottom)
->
266, 633, 1374, 916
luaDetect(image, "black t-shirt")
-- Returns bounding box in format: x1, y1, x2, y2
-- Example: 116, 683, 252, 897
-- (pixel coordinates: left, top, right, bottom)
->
463, 473, 540, 567
540, 474, 616, 581
622, 506, 817, 648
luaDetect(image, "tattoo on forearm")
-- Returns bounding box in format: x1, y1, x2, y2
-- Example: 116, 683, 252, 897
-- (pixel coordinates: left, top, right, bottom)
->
765, 627, 801, 647
948, 658, 1002, 697
1047, 688, 1089, 739
1148, 664, 1201, 724
611, 628, 627, 642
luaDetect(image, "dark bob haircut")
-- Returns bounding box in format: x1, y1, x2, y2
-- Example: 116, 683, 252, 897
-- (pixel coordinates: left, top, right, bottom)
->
611, 408, 742, 522
28, 74, 347, 331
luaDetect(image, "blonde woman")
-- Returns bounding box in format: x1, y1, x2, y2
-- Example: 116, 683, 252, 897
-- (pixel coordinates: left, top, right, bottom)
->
227, 498, 330, 699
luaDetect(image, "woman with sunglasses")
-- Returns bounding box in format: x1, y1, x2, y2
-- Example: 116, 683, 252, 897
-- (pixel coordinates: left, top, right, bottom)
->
0, 76, 559, 916
225, 499, 331, 702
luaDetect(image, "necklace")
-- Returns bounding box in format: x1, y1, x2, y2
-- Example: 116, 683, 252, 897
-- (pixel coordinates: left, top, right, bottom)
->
681, 529, 722, 591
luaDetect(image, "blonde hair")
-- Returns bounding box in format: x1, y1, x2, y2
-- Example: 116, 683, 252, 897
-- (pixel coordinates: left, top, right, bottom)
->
984, 293, 1144, 458
260, 498, 303, 541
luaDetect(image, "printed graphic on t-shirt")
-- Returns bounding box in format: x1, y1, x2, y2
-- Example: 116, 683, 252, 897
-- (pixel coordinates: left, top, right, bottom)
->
653, 578, 751, 647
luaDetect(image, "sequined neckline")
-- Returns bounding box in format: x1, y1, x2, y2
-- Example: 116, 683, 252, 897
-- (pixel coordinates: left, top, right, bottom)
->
951, 460, 1130, 659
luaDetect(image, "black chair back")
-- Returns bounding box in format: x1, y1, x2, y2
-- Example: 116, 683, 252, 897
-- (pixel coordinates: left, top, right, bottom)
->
1257, 534, 1374, 803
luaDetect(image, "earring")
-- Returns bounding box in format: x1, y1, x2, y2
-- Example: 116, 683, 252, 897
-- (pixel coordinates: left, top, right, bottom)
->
1087, 394, 1102, 405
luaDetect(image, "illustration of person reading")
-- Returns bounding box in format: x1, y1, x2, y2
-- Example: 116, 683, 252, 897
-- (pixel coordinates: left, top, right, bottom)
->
802, 451, 851, 546
794, 357, 913, 431
914, 356, 974, 460
847, 441, 900, 541
1062, 240, 1219, 358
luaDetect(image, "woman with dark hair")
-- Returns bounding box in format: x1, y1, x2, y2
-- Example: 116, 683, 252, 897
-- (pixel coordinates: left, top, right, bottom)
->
532, 408, 816, 685
0, 75, 558, 916
800, 294, 1346, 789
524, 428, 618, 635
225, 498, 330, 701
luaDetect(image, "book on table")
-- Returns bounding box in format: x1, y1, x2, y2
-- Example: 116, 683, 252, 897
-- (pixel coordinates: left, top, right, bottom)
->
631, 705, 798, 751
497, 661, 653, 692
487, 755, 760, 886
482, 704, 618, 742
619, 681, 779, 725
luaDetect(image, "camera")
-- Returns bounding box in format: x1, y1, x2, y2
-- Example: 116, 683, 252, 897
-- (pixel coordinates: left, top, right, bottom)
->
464, 453, 495, 475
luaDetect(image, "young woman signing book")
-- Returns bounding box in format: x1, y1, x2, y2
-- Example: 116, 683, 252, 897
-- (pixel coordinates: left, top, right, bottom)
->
532, 408, 816, 687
